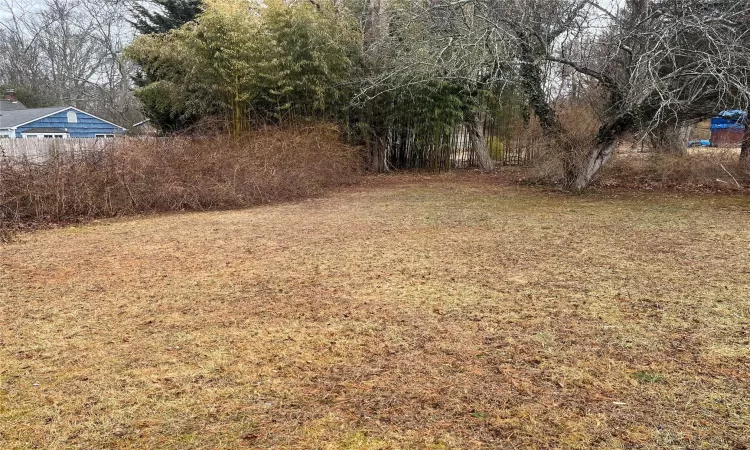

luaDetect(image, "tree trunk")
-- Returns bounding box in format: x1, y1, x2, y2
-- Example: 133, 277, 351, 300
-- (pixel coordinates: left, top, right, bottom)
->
466, 114, 494, 172
365, 0, 388, 49
572, 139, 618, 190
363, 0, 389, 173
515, 38, 581, 179
368, 135, 388, 172
517, 39, 560, 133
571, 114, 634, 190
741, 111, 749, 162
649, 125, 688, 154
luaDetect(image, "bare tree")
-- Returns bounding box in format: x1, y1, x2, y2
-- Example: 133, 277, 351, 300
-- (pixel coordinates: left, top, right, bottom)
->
0, 0, 50, 100
436, 0, 750, 188
0, 0, 141, 125
561, 0, 750, 188
80, 0, 142, 125
741, 109, 750, 162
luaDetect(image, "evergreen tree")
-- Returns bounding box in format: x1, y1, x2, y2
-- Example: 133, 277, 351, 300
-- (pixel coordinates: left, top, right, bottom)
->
129, 0, 203, 132
130, 0, 203, 35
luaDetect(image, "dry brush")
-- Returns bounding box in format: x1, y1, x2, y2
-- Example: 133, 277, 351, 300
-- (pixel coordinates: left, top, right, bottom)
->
0, 125, 361, 239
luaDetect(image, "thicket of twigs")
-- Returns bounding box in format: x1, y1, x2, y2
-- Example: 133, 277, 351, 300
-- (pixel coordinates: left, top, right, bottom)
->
595, 151, 750, 191
524, 104, 750, 191
0, 124, 361, 241
533, 144, 750, 192
520, 104, 600, 183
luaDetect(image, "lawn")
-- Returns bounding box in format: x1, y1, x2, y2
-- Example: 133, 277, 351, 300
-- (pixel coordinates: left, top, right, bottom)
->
1, 174, 749, 449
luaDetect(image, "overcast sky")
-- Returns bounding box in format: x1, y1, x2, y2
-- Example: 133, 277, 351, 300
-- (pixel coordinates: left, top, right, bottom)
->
0, 0, 41, 16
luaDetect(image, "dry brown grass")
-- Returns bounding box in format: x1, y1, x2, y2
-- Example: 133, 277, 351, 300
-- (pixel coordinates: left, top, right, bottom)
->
1, 173, 749, 449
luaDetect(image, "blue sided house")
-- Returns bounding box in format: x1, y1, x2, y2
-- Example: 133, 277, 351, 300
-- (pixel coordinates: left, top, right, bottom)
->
0, 92, 125, 139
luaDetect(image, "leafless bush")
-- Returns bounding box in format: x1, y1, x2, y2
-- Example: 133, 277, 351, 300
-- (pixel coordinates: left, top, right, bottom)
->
596, 151, 750, 191
527, 107, 750, 191
526, 103, 603, 185
0, 124, 362, 235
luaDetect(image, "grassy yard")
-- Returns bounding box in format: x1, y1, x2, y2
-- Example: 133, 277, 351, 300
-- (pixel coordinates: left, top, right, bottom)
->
1, 174, 749, 449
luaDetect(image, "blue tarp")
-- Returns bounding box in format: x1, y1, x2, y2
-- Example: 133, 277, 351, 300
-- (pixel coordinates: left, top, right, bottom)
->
718, 110, 747, 121
711, 110, 747, 130
688, 139, 711, 147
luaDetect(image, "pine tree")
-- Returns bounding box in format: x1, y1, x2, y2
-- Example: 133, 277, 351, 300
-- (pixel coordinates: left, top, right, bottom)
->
129, 1, 203, 132
130, 0, 203, 35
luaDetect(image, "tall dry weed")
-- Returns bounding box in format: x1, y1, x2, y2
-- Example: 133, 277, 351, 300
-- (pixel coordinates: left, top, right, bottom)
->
597, 150, 750, 191
523, 103, 750, 191
0, 124, 362, 235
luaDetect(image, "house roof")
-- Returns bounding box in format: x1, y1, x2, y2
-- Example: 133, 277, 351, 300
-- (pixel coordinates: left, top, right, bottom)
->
0, 99, 27, 111
0, 106, 126, 131
0, 106, 68, 129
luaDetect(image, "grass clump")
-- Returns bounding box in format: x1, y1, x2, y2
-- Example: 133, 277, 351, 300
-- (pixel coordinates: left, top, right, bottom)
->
632, 371, 665, 384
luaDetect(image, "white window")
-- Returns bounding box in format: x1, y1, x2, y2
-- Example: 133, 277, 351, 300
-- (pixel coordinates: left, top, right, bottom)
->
95, 134, 115, 139
67, 111, 78, 123
22, 133, 69, 139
